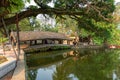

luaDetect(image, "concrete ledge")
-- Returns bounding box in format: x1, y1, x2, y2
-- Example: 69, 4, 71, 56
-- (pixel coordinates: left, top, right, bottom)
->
0, 57, 16, 78
11, 50, 25, 80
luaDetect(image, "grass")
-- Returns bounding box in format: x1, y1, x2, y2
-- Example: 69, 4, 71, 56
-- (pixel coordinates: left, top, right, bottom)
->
0, 56, 8, 64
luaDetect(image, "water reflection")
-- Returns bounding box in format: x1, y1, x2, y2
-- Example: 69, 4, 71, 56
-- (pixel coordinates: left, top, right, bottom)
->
26, 49, 120, 80
36, 65, 56, 80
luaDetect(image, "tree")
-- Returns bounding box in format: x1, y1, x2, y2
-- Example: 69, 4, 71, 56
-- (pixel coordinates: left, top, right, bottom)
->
0, 0, 118, 45
55, 15, 78, 36
0, 0, 115, 27
113, 2, 120, 24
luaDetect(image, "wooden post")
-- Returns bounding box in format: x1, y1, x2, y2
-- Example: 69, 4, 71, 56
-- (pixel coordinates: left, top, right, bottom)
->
30, 40, 32, 46
59, 40, 63, 44
35, 40, 37, 45
16, 13, 20, 60
67, 40, 70, 45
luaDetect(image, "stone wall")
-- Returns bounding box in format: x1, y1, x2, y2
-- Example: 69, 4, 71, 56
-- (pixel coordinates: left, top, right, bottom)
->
0, 57, 16, 78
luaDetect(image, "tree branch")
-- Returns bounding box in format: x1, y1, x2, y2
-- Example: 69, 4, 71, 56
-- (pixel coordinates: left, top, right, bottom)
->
0, 4, 112, 28
0, 8, 84, 28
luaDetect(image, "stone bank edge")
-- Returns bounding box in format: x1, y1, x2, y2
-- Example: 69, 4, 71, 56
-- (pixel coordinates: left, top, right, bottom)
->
0, 57, 16, 78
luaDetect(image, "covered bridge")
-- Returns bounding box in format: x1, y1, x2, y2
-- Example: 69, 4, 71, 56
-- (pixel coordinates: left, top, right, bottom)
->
10, 31, 72, 47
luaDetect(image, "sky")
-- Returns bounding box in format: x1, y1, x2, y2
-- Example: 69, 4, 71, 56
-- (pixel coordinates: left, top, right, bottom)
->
115, 0, 120, 3
25, 0, 36, 7
115, 0, 120, 4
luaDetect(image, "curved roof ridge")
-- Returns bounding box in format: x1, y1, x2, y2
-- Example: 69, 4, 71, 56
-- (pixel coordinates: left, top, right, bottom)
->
10, 31, 71, 41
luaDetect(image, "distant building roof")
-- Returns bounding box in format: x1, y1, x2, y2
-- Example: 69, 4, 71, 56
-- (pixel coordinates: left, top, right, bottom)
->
10, 31, 71, 41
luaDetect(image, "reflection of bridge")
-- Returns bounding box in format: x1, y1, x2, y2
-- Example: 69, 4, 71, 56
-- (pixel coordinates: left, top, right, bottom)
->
27, 50, 87, 70
28, 57, 71, 70
27, 49, 104, 70
27, 50, 72, 70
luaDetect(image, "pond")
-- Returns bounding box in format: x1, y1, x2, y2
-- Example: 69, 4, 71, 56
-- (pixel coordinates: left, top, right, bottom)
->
26, 49, 120, 80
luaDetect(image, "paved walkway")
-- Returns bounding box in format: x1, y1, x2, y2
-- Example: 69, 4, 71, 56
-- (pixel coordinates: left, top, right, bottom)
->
11, 50, 25, 80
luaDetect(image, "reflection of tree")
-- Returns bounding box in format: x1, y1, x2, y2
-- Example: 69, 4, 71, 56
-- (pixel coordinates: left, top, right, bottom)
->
27, 69, 37, 80
27, 50, 71, 80
53, 64, 68, 80
27, 49, 120, 80
53, 58, 74, 80
53, 49, 120, 80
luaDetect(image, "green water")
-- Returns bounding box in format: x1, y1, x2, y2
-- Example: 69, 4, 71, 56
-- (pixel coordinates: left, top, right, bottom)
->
26, 49, 120, 80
